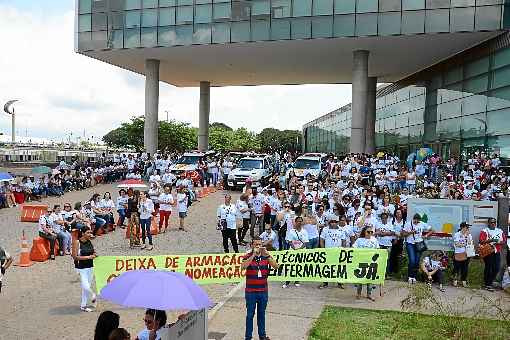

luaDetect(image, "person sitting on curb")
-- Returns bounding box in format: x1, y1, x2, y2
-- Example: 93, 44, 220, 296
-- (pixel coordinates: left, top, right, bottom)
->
421, 251, 446, 292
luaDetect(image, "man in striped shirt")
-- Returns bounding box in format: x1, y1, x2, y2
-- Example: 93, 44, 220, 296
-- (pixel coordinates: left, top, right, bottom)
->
241, 236, 279, 340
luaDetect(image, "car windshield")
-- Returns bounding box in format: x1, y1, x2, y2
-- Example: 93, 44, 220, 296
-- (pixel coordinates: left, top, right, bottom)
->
294, 159, 320, 170
177, 156, 200, 165
237, 159, 263, 169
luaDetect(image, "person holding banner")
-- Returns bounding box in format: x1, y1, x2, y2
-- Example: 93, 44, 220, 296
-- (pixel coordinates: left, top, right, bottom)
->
353, 226, 379, 301
241, 236, 279, 340
282, 216, 308, 288
402, 214, 433, 284
318, 216, 347, 289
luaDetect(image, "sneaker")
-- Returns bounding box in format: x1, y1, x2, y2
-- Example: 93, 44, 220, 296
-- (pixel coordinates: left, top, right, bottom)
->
408, 277, 414, 284
439, 286, 446, 292
141, 244, 146, 249
337, 283, 345, 289
485, 286, 495, 292
80, 307, 93, 312
462, 281, 468, 288
294, 283, 300, 287
281, 283, 288, 289
318, 283, 328, 289
453, 280, 458, 287
147, 245, 153, 251
412, 278, 417, 284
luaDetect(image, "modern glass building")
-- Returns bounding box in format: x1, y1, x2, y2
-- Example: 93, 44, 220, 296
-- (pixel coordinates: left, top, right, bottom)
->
75, 0, 510, 155
303, 30, 510, 161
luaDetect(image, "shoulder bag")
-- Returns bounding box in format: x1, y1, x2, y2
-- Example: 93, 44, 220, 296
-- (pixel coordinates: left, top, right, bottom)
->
412, 223, 428, 252
478, 243, 495, 258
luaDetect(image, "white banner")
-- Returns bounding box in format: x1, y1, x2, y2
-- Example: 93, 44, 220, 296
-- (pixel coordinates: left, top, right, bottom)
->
160, 309, 207, 340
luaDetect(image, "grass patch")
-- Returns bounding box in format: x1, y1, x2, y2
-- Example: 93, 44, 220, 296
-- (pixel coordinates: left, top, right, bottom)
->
308, 306, 510, 340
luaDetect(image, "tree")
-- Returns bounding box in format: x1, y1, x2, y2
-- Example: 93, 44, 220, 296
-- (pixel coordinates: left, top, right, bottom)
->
257, 128, 302, 153
159, 120, 197, 152
210, 122, 232, 131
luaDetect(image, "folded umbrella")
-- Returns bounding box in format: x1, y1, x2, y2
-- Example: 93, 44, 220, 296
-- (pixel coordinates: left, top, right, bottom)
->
117, 179, 148, 189
100, 270, 212, 311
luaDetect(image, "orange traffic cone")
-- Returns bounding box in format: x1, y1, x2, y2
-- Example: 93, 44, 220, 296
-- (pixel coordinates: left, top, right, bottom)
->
15, 231, 33, 267
202, 187, 209, 196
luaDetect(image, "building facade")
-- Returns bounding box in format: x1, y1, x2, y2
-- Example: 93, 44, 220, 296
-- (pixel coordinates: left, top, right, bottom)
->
76, 0, 509, 155
304, 31, 510, 161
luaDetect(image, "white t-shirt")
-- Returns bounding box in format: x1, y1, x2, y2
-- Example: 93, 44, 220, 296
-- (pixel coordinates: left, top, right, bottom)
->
403, 221, 431, 244
217, 204, 237, 229
303, 223, 319, 239
422, 256, 442, 271
177, 193, 188, 213
236, 200, 250, 219
375, 221, 394, 247
453, 231, 473, 254
260, 230, 279, 250
100, 198, 115, 211
139, 199, 154, 220
320, 227, 345, 248
250, 194, 264, 214
116, 196, 128, 210
286, 228, 309, 249
137, 328, 161, 340
158, 193, 175, 211
353, 237, 379, 249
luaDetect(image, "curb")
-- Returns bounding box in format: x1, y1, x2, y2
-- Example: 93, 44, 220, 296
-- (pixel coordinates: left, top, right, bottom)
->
208, 282, 244, 321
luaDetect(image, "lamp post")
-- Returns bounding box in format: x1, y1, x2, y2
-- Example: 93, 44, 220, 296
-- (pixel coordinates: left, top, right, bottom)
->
3, 100, 18, 144
165, 110, 170, 123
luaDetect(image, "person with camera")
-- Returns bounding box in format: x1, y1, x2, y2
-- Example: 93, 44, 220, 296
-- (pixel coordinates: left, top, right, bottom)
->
479, 218, 506, 291
241, 236, 279, 340
72, 226, 97, 312
217, 194, 238, 253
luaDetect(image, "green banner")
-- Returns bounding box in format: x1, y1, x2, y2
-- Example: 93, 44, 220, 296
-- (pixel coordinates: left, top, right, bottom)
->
93, 248, 388, 292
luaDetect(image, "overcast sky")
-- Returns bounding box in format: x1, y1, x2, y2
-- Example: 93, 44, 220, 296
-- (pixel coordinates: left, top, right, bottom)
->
0, 1, 352, 142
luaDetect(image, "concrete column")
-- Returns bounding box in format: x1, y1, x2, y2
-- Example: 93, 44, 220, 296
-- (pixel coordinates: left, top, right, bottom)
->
365, 77, 377, 154
144, 59, 160, 156
351, 50, 369, 154
198, 81, 211, 152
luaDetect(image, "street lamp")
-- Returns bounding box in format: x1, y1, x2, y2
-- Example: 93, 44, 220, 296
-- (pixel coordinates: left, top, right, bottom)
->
3, 100, 18, 144
165, 110, 170, 123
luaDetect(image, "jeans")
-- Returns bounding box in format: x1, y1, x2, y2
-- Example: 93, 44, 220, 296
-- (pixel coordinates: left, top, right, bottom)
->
406, 183, 416, 193
221, 228, 239, 253
388, 182, 398, 193
117, 209, 126, 226
239, 218, 250, 243
388, 240, 403, 274
140, 218, 153, 245
483, 252, 500, 287
245, 291, 268, 340
406, 242, 423, 279
430, 165, 438, 181
159, 210, 171, 230
307, 237, 319, 249
77, 267, 95, 308
56, 230, 72, 253
93, 217, 106, 235
453, 258, 470, 282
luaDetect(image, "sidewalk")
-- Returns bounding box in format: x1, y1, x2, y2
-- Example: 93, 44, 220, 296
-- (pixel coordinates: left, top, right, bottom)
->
207, 280, 509, 340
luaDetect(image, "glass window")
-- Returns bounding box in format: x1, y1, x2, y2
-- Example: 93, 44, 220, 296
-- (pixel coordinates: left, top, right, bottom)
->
92, 0, 107, 12
475, 5, 501, 31
193, 24, 212, 44
461, 113, 486, 138
445, 66, 463, 85
159, 0, 176, 6
79, 0, 92, 14
159, 8, 176, 26
464, 57, 489, 79
312, 16, 333, 37
396, 113, 409, 128
491, 66, 510, 89
125, 10, 141, 28
464, 74, 489, 94
356, 0, 378, 13
109, 29, 123, 49
313, 0, 334, 15
142, 0, 158, 8
212, 22, 230, 43
334, 0, 356, 14
439, 99, 462, 120
78, 32, 92, 51
493, 48, 510, 70
334, 14, 355, 36
451, 7, 475, 31
177, 6, 193, 24
109, 0, 125, 11
175, 25, 193, 45
214, 2, 232, 21
92, 13, 107, 31
195, 4, 212, 23
293, 0, 312, 17
124, 28, 140, 47
178, 0, 193, 5
409, 124, 424, 143
271, 19, 291, 39
270, 0, 290, 18
425, 9, 449, 32
487, 86, 510, 111
158, 26, 177, 46
451, 0, 475, 6
355, 13, 378, 36
379, 0, 401, 11
426, 0, 450, 8
142, 9, 158, 27
141, 27, 157, 46
437, 118, 461, 138
232, 1, 251, 20
91, 30, 108, 49
409, 108, 425, 125
251, 19, 270, 40
108, 12, 124, 30
402, 0, 425, 10
79, 14, 91, 32
231, 21, 250, 42
251, 0, 270, 17
378, 12, 401, 35
487, 108, 510, 135
462, 94, 488, 115
125, 0, 141, 10
291, 18, 311, 39
402, 10, 425, 34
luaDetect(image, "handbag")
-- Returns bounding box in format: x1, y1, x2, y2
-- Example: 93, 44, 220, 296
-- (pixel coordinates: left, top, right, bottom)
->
415, 241, 428, 252
478, 243, 495, 258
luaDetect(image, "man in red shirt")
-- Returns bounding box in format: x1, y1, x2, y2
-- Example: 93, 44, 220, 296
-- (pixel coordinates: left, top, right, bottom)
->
479, 218, 507, 291
241, 236, 279, 340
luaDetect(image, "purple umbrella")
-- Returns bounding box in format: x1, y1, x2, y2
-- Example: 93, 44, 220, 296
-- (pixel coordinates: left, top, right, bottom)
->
100, 270, 212, 311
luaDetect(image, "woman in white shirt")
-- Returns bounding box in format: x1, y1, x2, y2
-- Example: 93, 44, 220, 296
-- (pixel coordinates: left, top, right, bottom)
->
421, 251, 446, 292
353, 226, 379, 301
138, 191, 155, 250
100, 192, 116, 227
402, 213, 433, 284
452, 222, 474, 287
405, 168, 417, 193
158, 184, 175, 233
388, 208, 405, 275
116, 189, 129, 228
